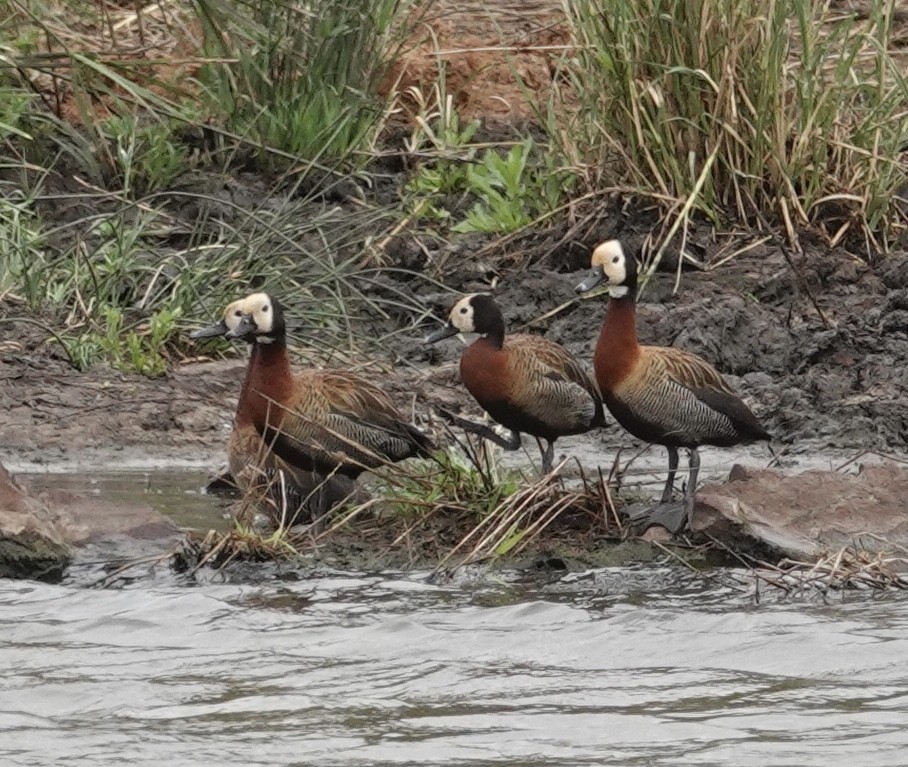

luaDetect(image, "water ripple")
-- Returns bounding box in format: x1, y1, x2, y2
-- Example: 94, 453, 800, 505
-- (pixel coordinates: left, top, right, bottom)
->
2, 574, 908, 766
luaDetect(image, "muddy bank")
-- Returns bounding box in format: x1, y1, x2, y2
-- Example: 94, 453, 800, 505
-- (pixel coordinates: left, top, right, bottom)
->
2, 146, 906, 569
3, 239, 908, 472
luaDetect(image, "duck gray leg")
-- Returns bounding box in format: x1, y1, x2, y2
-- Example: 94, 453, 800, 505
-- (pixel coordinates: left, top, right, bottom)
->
437, 408, 522, 451
627, 446, 687, 533
537, 438, 555, 474
682, 447, 701, 531
661, 446, 679, 503
290, 475, 329, 538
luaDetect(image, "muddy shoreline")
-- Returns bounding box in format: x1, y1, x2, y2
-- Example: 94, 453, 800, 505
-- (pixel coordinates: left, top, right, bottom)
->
3, 129, 908, 580
4, 233, 907, 472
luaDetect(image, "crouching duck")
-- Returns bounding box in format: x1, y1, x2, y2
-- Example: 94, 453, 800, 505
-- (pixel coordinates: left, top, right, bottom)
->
192, 292, 433, 523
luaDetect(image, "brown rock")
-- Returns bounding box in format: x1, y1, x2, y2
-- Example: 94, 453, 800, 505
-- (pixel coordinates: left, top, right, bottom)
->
0, 459, 183, 579
0, 462, 69, 579
694, 462, 908, 559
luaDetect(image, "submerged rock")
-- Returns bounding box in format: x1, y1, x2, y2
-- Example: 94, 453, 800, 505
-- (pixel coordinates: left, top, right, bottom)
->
694, 462, 908, 560
0, 459, 182, 580
0, 462, 70, 580
40, 488, 181, 549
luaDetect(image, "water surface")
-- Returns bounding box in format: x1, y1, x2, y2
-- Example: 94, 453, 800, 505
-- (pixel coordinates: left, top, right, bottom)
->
2, 569, 907, 766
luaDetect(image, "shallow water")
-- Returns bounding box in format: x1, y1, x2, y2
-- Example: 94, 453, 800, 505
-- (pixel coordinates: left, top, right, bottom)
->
17, 467, 229, 533
5, 459, 908, 766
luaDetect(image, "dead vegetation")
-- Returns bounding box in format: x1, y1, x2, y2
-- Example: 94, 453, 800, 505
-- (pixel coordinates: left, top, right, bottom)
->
695, 533, 908, 599
173, 427, 623, 576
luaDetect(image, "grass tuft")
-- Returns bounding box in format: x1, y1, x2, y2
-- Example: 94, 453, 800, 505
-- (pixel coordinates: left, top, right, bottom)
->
555, 0, 908, 253
0, 0, 435, 373
0, 171, 417, 372
176, 428, 620, 575
174, 524, 307, 575
195, 0, 413, 167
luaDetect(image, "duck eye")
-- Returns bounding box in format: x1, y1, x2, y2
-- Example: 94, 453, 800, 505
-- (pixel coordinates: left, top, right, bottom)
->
459, 307, 468, 314
262, 305, 269, 313
612, 256, 620, 263
234, 310, 242, 317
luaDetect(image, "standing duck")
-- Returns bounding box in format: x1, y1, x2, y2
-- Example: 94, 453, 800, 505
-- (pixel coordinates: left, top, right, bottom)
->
425, 293, 604, 473
575, 240, 770, 533
192, 292, 433, 520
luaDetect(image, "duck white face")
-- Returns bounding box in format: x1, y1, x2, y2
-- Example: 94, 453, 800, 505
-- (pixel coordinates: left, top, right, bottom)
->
190, 299, 245, 342
575, 239, 635, 298
233, 292, 275, 337
592, 240, 629, 297
448, 295, 477, 334
222, 299, 246, 333
190, 292, 283, 344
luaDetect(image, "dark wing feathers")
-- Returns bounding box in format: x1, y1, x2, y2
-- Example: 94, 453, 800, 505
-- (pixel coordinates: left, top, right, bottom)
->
655, 346, 735, 394
517, 335, 602, 401
503, 334, 603, 434
687, 386, 771, 442
620, 347, 769, 447
256, 370, 432, 478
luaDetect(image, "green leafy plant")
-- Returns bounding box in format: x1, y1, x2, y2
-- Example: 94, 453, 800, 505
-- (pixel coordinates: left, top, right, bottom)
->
0, 86, 34, 140
452, 139, 573, 233
407, 136, 573, 233
59, 305, 178, 375
400, 79, 482, 220
100, 113, 188, 196
117, 306, 180, 376
403, 75, 572, 232
0, 195, 46, 303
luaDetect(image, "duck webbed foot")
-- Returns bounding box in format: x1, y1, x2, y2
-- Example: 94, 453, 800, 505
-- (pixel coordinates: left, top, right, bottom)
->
627, 500, 689, 535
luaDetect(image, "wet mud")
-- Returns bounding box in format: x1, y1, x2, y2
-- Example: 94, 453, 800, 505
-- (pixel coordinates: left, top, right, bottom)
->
3, 224, 907, 474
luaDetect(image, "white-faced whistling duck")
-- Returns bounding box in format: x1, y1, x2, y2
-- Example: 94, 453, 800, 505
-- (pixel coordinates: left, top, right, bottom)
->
575, 240, 771, 533
192, 292, 433, 520
425, 293, 604, 474
192, 297, 345, 524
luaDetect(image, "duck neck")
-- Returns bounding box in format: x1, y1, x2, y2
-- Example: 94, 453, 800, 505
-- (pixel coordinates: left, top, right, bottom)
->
595, 294, 640, 391
605, 294, 638, 345
235, 343, 257, 427
483, 317, 505, 350
237, 335, 293, 427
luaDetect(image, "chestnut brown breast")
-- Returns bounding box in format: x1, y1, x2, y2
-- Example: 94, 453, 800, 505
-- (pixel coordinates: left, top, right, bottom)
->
460, 335, 602, 441
240, 342, 296, 433
593, 295, 641, 395
593, 297, 769, 448
460, 338, 513, 408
